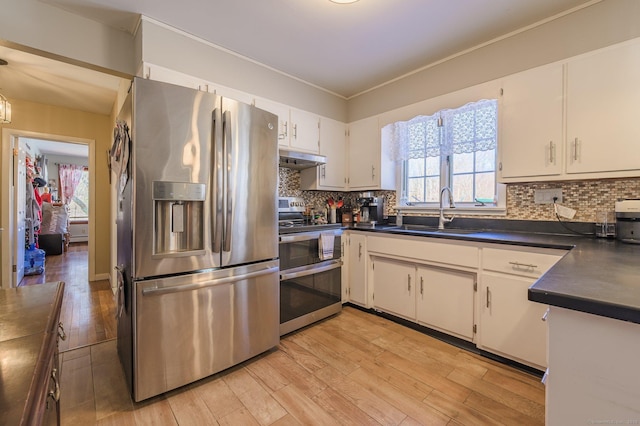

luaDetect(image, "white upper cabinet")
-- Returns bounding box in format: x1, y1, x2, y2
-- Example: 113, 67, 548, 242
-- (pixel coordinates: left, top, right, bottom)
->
499, 63, 563, 180
255, 98, 320, 154
566, 40, 640, 174
300, 117, 347, 190
212, 84, 254, 105
347, 116, 395, 190
141, 63, 206, 90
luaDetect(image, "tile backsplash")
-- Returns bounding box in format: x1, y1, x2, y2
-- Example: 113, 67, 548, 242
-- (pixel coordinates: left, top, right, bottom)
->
506, 178, 640, 222
278, 168, 395, 215
280, 167, 640, 222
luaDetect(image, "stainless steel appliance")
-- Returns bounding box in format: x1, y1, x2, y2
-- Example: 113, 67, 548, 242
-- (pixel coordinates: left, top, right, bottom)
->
115, 77, 279, 402
615, 200, 640, 244
278, 197, 342, 335
356, 195, 386, 225
279, 149, 326, 169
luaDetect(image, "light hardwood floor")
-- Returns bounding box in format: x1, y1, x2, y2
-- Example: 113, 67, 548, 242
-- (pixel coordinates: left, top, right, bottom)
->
20, 243, 117, 351
60, 307, 545, 425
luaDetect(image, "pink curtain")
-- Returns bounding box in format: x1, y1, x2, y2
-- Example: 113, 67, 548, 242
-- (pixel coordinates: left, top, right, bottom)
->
58, 164, 85, 205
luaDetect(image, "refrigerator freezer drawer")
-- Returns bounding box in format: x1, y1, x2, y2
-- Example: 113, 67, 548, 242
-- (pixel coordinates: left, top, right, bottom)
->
132, 260, 279, 401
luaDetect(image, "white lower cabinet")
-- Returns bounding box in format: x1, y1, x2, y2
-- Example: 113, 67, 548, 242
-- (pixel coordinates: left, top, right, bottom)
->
349, 233, 567, 369
371, 257, 416, 320
416, 266, 476, 341
478, 245, 564, 369
347, 232, 368, 307
478, 272, 548, 369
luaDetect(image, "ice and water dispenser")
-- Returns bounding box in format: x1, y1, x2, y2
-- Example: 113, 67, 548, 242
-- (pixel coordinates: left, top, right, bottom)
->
153, 181, 206, 256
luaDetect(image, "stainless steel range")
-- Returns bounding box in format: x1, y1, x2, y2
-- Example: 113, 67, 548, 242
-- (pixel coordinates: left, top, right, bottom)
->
278, 197, 342, 335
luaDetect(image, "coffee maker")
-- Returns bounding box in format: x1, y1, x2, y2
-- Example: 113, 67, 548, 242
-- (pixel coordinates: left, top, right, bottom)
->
356, 194, 386, 225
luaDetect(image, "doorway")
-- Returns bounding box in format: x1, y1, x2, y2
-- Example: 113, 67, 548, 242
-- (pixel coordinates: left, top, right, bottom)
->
1, 128, 96, 289
17, 137, 89, 287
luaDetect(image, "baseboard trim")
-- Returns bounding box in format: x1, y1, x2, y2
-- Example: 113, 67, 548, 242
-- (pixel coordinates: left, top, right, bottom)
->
92, 273, 110, 281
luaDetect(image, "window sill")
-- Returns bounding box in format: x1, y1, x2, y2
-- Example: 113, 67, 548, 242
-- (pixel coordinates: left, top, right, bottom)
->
394, 205, 507, 217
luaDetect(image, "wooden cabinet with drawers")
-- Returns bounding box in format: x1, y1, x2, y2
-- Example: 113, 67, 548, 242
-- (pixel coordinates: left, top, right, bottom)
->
0, 282, 65, 426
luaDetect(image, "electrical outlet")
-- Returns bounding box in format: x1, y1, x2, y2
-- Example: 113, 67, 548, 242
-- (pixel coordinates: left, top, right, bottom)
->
534, 188, 563, 204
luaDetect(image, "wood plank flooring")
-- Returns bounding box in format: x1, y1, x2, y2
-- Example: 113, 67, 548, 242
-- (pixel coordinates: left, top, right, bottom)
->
60, 307, 545, 425
20, 243, 117, 351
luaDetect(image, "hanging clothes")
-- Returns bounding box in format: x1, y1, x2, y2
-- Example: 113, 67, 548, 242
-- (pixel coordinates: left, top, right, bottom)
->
25, 180, 41, 247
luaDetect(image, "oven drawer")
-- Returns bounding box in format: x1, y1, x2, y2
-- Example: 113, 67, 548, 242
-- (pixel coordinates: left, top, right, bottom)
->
280, 260, 342, 333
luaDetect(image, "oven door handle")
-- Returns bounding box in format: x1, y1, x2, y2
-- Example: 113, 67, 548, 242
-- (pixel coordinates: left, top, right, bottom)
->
279, 231, 340, 243
280, 260, 342, 281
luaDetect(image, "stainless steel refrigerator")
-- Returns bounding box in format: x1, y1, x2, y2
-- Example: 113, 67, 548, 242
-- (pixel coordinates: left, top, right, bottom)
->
115, 77, 279, 402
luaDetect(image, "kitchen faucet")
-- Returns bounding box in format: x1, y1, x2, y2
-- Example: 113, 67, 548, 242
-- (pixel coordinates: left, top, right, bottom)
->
439, 186, 455, 230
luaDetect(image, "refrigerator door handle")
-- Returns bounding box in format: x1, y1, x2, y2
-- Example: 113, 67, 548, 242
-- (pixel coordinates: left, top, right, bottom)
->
141, 265, 279, 296
212, 107, 223, 254
223, 110, 233, 253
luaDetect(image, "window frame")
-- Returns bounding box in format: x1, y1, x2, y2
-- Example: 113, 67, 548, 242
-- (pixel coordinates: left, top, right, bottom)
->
66, 168, 89, 219
395, 99, 506, 216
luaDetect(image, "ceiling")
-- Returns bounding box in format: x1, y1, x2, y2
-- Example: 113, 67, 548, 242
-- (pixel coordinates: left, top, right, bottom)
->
1, 0, 596, 115
22, 138, 88, 158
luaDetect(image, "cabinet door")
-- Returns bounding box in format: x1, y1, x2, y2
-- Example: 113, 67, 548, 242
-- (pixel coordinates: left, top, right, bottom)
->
142, 63, 206, 90
416, 267, 475, 341
319, 118, 347, 188
348, 117, 380, 188
371, 257, 416, 320
479, 272, 548, 368
214, 84, 254, 105
347, 233, 367, 306
254, 98, 290, 148
499, 63, 563, 179
566, 41, 640, 174
300, 118, 347, 190
290, 108, 320, 153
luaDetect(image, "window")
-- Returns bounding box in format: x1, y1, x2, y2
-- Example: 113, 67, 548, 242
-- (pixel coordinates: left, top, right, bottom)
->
386, 99, 502, 210
67, 169, 89, 219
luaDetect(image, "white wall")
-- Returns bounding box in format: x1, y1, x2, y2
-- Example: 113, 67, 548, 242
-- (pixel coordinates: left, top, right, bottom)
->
0, 0, 135, 77
139, 19, 348, 122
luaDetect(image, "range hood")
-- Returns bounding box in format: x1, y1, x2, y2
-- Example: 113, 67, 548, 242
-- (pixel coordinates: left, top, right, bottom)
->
279, 149, 326, 170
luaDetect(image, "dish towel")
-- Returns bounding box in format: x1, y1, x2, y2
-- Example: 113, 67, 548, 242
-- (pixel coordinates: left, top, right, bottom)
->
318, 232, 335, 261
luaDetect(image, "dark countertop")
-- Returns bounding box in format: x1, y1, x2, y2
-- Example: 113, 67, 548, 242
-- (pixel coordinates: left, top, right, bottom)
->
347, 220, 640, 325
0, 282, 65, 426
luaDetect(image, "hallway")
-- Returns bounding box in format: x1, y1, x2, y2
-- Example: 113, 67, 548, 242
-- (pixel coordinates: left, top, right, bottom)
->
20, 242, 117, 352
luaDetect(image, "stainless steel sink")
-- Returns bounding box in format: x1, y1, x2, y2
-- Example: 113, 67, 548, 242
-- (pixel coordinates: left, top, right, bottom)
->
387, 225, 484, 235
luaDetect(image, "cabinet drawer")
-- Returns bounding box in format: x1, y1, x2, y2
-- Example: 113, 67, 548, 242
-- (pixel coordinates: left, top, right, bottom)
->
482, 246, 565, 278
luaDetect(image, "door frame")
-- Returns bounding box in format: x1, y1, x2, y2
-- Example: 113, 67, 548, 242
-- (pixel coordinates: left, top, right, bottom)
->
2, 128, 97, 288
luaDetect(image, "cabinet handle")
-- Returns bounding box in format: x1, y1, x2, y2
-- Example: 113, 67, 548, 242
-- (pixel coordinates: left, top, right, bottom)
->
293, 123, 298, 139
509, 261, 538, 270
283, 122, 288, 138
407, 274, 411, 292
486, 286, 491, 308
420, 276, 424, 295
322, 165, 326, 179
358, 243, 362, 260
572, 137, 579, 161
57, 322, 66, 341
49, 368, 60, 402
549, 141, 554, 164
371, 165, 375, 180
542, 308, 549, 322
